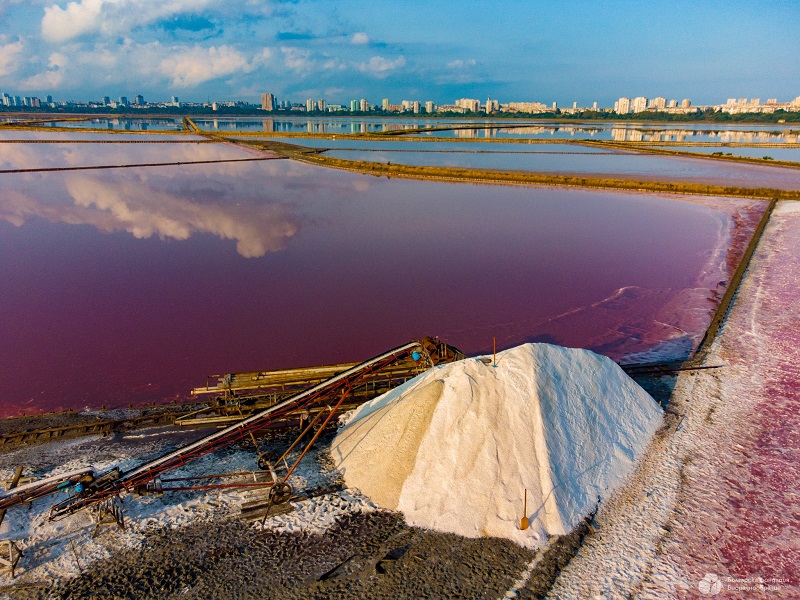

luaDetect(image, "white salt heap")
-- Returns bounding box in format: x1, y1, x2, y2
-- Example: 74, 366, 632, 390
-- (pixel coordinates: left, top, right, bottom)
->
331, 343, 662, 548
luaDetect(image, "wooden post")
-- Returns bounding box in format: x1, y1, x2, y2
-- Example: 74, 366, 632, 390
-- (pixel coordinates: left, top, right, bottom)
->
0, 540, 22, 578
91, 497, 125, 539
0, 466, 24, 530
493, 337, 497, 367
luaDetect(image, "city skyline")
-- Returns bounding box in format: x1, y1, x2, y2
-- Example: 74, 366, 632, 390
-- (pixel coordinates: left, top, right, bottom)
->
1, 1, 798, 106
5, 86, 800, 118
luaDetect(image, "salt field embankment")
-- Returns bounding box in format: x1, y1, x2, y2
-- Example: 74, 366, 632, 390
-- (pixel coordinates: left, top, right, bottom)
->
549, 201, 800, 599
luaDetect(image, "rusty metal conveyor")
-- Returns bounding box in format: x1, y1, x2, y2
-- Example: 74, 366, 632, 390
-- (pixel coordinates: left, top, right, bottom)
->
47, 338, 452, 520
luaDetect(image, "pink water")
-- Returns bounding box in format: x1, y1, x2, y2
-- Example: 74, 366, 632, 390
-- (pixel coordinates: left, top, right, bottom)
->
0, 155, 763, 417
0, 139, 261, 171
655, 204, 800, 598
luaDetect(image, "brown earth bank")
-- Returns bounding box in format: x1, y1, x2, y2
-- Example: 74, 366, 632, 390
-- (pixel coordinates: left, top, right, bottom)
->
236, 142, 800, 200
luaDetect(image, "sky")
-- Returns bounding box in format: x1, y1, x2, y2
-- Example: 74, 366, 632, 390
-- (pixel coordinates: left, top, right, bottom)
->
0, 0, 798, 107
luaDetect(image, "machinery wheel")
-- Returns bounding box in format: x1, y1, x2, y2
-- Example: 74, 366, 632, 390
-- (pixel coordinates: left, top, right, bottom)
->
269, 482, 293, 504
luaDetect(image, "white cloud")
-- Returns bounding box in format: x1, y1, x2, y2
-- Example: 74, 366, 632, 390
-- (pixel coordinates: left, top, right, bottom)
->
281, 46, 313, 75
160, 45, 249, 87
357, 55, 406, 77
447, 58, 476, 69
322, 57, 345, 71
252, 47, 273, 66
48, 51, 69, 69
41, 0, 216, 43
41, 0, 105, 42
351, 32, 369, 45
19, 51, 69, 90
0, 40, 24, 76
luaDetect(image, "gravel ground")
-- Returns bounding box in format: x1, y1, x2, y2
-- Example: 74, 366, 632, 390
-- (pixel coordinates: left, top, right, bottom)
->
1, 511, 535, 600
0, 420, 595, 600
0, 376, 654, 599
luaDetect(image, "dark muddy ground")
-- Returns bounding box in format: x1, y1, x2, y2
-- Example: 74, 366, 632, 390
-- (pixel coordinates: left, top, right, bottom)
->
0, 509, 590, 600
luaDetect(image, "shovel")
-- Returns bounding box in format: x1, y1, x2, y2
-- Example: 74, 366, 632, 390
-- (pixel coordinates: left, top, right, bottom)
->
520, 489, 529, 530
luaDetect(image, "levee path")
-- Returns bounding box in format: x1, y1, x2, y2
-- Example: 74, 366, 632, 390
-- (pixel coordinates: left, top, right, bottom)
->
549, 201, 800, 599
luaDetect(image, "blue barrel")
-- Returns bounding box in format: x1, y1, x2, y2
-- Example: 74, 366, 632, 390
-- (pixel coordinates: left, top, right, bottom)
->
411, 351, 421, 361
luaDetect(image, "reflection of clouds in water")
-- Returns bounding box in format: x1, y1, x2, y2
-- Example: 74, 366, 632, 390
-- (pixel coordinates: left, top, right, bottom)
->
0, 141, 255, 170
1, 172, 299, 258
1, 154, 377, 256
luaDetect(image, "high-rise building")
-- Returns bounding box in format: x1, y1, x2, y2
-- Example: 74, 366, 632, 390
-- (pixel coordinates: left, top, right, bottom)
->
668, 99, 678, 108
359, 98, 369, 111
261, 93, 276, 111
350, 99, 358, 112
306, 98, 314, 112
171, 96, 180, 106
616, 97, 630, 114
455, 98, 480, 112
631, 96, 648, 113
318, 99, 326, 112
382, 98, 390, 111
412, 100, 420, 114
592, 101, 598, 110
134, 94, 144, 105
119, 96, 128, 106
425, 101, 434, 113
45, 95, 53, 104
102, 96, 110, 106
681, 98, 691, 108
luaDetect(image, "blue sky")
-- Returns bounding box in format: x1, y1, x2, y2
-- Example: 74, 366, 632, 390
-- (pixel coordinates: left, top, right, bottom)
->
0, 0, 798, 107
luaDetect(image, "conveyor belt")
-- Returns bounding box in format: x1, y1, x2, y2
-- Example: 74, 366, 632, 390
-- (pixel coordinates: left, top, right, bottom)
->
48, 339, 432, 520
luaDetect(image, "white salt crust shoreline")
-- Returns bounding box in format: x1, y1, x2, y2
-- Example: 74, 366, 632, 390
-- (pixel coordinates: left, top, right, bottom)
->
547, 201, 800, 599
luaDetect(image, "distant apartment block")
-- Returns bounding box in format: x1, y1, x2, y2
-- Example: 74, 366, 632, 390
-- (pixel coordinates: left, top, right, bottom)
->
261, 93, 276, 111
501, 101, 548, 113
631, 96, 648, 113
455, 98, 481, 112
615, 97, 631, 114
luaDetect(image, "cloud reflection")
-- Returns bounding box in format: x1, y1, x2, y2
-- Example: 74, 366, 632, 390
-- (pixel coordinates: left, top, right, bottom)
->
1, 171, 300, 258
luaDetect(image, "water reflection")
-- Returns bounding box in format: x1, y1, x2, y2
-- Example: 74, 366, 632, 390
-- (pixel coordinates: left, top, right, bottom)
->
0, 130, 203, 142
324, 148, 800, 190
0, 140, 259, 171
0, 161, 314, 257
417, 124, 800, 144
1, 155, 765, 417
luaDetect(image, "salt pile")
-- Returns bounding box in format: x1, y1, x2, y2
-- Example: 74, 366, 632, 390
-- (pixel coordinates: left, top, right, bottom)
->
331, 343, 662, 548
